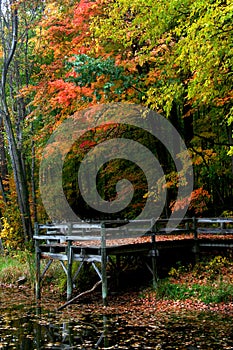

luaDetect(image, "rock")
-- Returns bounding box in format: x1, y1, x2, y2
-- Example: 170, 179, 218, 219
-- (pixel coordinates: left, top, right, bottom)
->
16, 276, 27, 285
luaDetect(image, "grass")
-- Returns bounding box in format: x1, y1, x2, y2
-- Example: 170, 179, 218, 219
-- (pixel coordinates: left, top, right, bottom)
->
0, 250, 63, 289
0, 253, 28, 284
0, 251, 94, 293
156, 279, 233, 304
155, 256, 233, 304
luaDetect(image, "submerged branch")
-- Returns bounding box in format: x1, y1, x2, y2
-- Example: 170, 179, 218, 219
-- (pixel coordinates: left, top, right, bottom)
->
57, 280, 102, 311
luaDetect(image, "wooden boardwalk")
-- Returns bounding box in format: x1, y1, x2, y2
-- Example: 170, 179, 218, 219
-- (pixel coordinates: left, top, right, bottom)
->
33, 217, 233, 305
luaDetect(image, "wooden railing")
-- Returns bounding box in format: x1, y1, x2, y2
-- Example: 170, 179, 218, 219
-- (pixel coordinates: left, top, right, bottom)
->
34, 217, 233, 243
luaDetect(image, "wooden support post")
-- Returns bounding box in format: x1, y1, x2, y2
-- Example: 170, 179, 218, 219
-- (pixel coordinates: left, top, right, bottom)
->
101, 222, 107, 306
193, 216, 197, 240
151, 233, 158, 289
35, 237, 41, 300
0, 238, 4, 254
67, 240, 73, 301
103, 315, 109, 348
116, 255, 121, 290
192, 216, 199, 263
220, 221, 225, 234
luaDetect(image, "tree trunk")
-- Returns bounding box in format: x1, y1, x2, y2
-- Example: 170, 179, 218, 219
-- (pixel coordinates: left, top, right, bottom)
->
0, 120, 8, 203
0, 0, 32, 241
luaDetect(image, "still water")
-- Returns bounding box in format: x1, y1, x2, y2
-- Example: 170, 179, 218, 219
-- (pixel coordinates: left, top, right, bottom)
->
0, 291, 233, 349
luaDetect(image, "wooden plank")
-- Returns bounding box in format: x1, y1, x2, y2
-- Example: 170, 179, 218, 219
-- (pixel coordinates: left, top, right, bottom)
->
73, 255, 102, 263
159, 217, 193, 222
41, 252, 68, 260
197, 228, 233, 234
33, 235, 64, 240
197, 218, 233, 224
39, 223, 102, 230
199, 242, 233, 248
65, 236, 101, 241
34, 234, 101, 241
155, 228, 193, 235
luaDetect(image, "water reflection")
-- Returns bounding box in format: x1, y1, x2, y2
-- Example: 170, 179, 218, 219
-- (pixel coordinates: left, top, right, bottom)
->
0, 308, 109, 349
0, 305, 233, 349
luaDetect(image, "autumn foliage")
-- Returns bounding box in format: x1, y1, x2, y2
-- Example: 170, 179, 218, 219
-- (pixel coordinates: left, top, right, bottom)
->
0, 0, 233, 241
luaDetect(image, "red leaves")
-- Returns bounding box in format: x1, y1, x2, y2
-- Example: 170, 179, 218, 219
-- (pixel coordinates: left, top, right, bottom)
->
80, 140, 97, 149
48, 80, 77, 107
171, 187, 211, 215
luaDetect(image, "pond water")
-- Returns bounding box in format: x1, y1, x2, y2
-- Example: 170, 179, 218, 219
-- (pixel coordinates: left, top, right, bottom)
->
0, 289, 233, 349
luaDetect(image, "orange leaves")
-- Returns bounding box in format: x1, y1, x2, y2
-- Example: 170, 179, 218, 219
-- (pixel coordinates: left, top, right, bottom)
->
73, 0, 98, 23
26, 0, 103, 123
192, 148, 217, 166
35, 0, 96, 60
48, 80, 77, 107
171, 187, 211, 215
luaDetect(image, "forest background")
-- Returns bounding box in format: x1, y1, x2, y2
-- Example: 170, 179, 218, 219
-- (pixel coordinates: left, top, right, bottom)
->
0, 0, 232, 248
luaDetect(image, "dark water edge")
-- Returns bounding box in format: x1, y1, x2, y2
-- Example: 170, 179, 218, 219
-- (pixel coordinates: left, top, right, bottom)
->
0, 288, 233, 349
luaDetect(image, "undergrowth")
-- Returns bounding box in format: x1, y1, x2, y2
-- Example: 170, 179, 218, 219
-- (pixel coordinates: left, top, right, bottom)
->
1, 251, 233, 305
0, 249, 62, 289
155, 256, 233, 304
0, 251, 99, 295
0, 250, 32, 285
156, 279, 233, 304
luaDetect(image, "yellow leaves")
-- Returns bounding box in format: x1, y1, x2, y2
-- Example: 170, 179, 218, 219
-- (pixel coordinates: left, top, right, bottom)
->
0, 217, 14, 240
44, 2, 60, 16
227, 147, 233, 156
0, 212, 23, 250
192, 148, 217, 166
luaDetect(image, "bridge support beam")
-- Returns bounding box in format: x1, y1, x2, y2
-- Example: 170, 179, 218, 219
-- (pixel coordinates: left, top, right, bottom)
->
101, 223, 108, 306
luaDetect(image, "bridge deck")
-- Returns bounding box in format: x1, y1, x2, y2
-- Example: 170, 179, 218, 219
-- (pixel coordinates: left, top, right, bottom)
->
34, 217, 233, 305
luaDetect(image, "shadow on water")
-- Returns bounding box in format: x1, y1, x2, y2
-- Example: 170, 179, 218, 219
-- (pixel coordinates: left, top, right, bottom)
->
0, 303, 233, 349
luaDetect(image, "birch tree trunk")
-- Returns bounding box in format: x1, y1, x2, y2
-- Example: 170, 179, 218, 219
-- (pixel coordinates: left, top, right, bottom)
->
0, 0, 32, 242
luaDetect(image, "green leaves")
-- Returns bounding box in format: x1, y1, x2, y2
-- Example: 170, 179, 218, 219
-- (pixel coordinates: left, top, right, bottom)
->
66, 54, 137, 100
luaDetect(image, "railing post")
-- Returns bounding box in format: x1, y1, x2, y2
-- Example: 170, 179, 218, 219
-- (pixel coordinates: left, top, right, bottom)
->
220, 221, 225, 234
101, 222, 108, 306
193, 216, 197, 240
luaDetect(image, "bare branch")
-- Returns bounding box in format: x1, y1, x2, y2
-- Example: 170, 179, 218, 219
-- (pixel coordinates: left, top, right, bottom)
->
57, 280, 102, 311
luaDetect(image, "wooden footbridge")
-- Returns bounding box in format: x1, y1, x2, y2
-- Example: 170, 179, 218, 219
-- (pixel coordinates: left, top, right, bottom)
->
34, 217, 233, 305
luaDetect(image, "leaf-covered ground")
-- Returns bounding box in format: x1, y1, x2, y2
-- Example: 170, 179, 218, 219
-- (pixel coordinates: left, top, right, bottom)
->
1, 285, 233, 349
1, 253, 233, 348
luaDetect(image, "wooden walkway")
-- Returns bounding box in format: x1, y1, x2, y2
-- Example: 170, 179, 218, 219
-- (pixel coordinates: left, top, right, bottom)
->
33, 217, 233, 305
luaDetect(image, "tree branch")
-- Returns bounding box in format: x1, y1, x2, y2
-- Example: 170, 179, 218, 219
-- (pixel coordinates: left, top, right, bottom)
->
57, 280, 102, 311
194, 133, 233, 147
